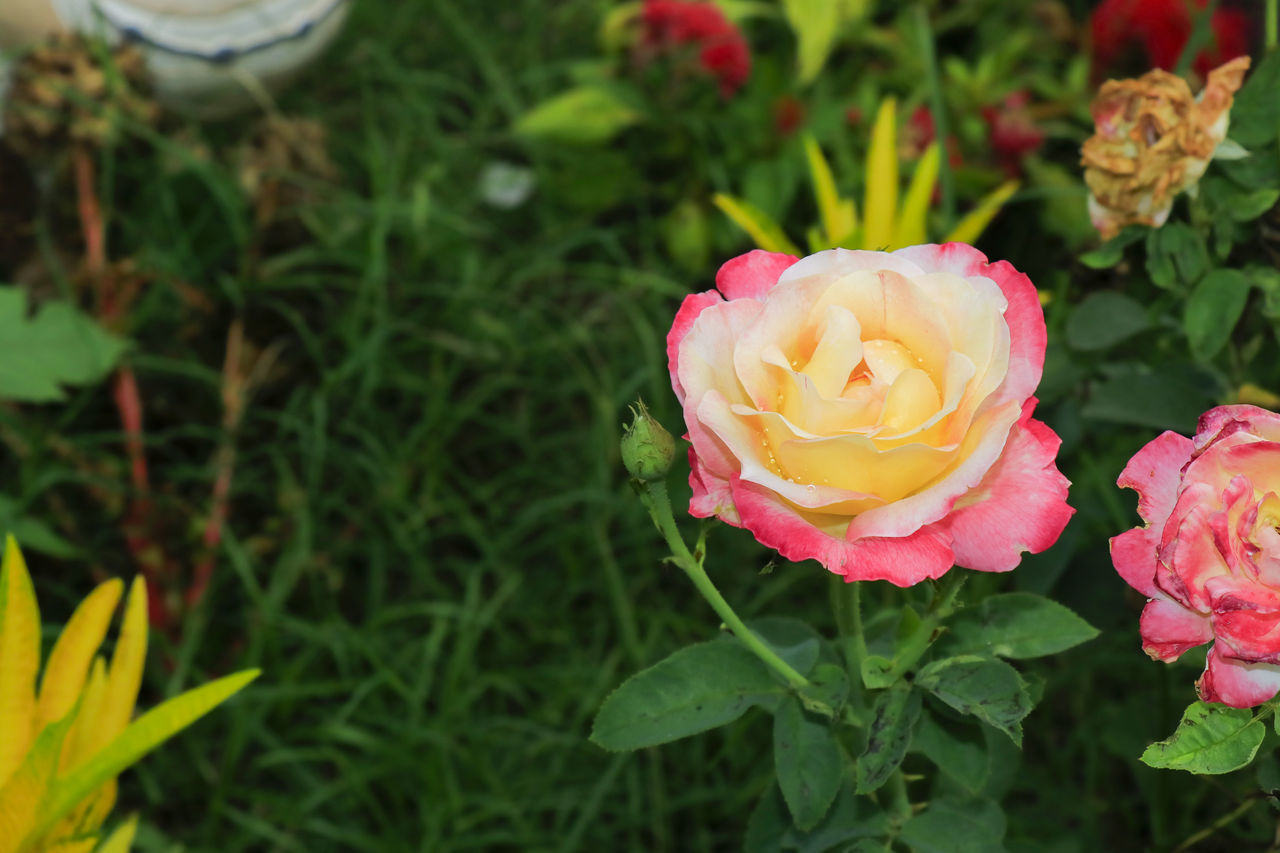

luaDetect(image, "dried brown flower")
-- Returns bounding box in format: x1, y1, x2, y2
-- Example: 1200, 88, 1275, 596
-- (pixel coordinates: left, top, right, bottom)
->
1081, 56, 1250, 239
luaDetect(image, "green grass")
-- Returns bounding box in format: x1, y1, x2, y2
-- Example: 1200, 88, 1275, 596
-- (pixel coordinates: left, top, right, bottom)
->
5, 1, 1279, 850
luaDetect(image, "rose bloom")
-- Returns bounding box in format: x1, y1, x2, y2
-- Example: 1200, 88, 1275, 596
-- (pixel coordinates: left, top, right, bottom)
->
1081, 56, 1250, 240
1113, 406, 1280, 707
667, 245, 1073, 586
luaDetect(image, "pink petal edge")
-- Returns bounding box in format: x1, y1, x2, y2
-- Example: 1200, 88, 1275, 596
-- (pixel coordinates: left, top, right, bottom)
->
943, 403, 1074, 573
714, 250, 800, 302
1198, 645, 1280, 708
667, 290, 724, 404
729, 476, 955, 586
1139, 597, 1212, 662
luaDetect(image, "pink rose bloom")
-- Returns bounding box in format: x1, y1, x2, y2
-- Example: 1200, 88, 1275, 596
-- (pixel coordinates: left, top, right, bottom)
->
667, 244, 1073, 587
1114, 406, 1280, 707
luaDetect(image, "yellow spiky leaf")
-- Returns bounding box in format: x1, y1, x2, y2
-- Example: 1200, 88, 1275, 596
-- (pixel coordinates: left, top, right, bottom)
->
894, 142, 940, 248
712, 193, 802, 256
946, 179, 1020, 245
37, 580, 123, 730
0, 706, 76, 853
97, 578, 147, 748
862, 98, 899, 251
95, 815, 137, 853
27, 670, 260, 845
0, 536, 40, 788
803, 134, 857, 247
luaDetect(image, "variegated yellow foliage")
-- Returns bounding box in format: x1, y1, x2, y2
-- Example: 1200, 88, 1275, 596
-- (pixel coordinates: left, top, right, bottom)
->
0, 537, 259, 852
715, 97, 1020, 254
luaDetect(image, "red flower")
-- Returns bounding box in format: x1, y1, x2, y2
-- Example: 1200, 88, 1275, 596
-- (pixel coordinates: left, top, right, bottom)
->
640, 0, 751, 96
981, 92, 1044, 177
773, 95, 806, 137
1091, 0, 1250, 79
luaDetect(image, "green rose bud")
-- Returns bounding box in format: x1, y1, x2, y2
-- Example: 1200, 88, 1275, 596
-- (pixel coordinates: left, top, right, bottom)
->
621, 399, 675, 482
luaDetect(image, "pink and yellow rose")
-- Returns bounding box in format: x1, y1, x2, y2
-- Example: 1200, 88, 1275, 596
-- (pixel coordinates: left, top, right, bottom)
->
1114, 405, 1280, 707
667, 244, 1073, 586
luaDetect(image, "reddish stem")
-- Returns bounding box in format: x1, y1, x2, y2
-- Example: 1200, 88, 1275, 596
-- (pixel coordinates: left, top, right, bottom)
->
185, 320, 245, 610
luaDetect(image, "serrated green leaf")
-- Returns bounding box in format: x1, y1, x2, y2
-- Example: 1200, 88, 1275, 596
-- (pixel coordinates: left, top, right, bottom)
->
0, 288, 126, 403
773, 695, 843, 831
1145, 223, 1207, 289
797, 663, 849, 719
1065, 293, 1149, 352
856, 684, 921, 793
749, 617, 822, 677
745, 779, 889, 853
1078, 226, 1144, 269
913, 712, 988, 793
513, 86, 641, 144
899, 796, 1006, 853
591, 640, 783, 751
1184, 268, 1251, 361
1140, 701, 1265, 774
26, 669, 259, 844
1227, 51, 1280, 147
916, 656, 1032, 746
942, 593, 1099, 660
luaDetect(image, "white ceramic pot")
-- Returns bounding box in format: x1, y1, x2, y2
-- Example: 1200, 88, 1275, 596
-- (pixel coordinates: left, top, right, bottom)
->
0, 0, 350, 118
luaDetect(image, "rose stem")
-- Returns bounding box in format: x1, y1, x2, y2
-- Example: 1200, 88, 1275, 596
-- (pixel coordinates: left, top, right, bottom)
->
830, 574, 868, 672
642, 477, 811, 690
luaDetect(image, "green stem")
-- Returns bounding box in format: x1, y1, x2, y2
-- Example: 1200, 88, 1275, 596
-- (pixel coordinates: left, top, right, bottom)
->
1269, 0, 1278, 52
645, 479, 811, 690
830, 575, 868, 670
1175, 0, 1218, 76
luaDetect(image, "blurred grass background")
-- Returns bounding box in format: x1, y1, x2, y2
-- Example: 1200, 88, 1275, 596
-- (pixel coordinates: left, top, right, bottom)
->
5, 0, 1279, 850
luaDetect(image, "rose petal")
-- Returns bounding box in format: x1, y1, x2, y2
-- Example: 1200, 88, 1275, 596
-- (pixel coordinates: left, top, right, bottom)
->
1112, 430, 1195, 598
775, 247, 927, 288
688, 449, 738, 524
892, 243, 1044, 408
715, 249, 799, 302
1198, 644, 1280, 708
1140, 597, 1212, 662
667, 290, 724, 404
730, 476, 955, 585
943, 403, 1073, 573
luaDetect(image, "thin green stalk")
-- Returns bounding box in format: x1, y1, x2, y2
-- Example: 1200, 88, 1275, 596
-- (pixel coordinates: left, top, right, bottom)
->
1269, 0, 1278, 52
914, 4, 955, 230
645, 479, 811, 690
830, 575, 868, 670
1175, 0, 1219, 76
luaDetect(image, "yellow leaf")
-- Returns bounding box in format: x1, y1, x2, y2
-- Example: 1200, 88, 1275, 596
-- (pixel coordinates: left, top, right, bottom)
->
0, 706, 76, 853
945, 179, 1020, 245
712, 193, 802, 256
37, 580, 123, 729
95, 815, 137, 853
804, 134, 856, 248
64, 657, 108, 772
862, 98, 899, 251
894, 142, 940, 248
0, 536, 40, 788
28, 669, 260, 846
782, 0, 841, 85
98, 578, 147, 746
